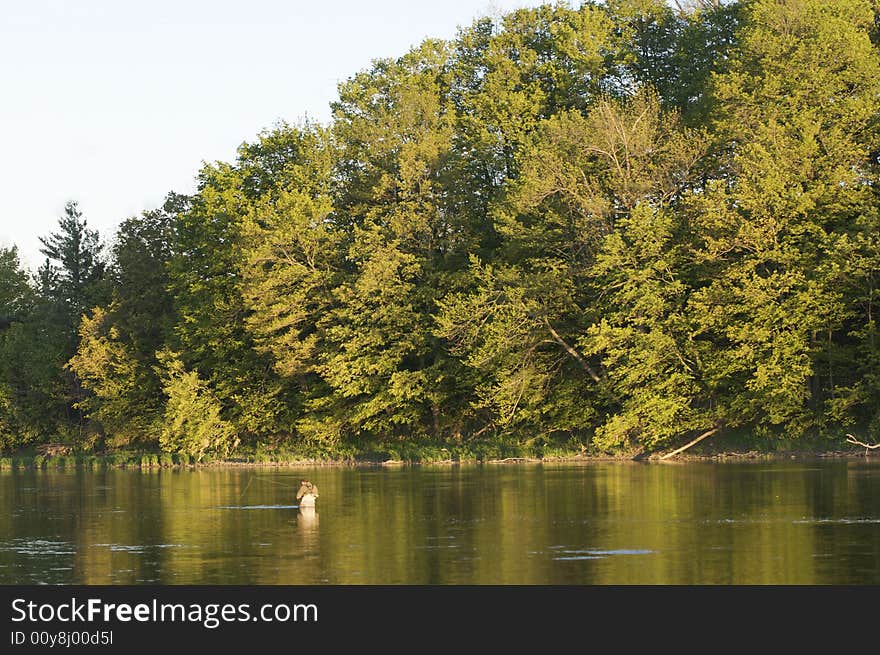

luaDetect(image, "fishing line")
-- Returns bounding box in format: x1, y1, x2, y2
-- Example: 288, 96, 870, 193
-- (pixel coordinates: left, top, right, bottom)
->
258, 477, 300, 489
237, 473, 301, 502
238, 473, 255, 500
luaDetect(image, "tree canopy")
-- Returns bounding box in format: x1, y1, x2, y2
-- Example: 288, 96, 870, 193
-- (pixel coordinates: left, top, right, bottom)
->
3, 0, 880, 459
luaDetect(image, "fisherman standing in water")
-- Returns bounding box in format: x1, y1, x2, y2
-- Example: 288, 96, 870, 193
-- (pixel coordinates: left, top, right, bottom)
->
296, 479, 319, 507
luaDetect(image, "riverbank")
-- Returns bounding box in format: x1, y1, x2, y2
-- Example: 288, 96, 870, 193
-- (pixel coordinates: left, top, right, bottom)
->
0, 444, 873, 471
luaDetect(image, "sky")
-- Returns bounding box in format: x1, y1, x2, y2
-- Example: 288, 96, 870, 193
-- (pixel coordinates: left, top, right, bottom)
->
0, 0, 545, 272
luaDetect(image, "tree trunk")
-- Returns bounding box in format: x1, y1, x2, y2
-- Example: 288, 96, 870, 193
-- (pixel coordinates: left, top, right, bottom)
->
659, 427, 720, 460
544, 318, 601, 383
846, 434, 880, 455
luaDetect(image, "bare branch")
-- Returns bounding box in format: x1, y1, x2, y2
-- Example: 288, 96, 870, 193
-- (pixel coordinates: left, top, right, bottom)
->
659, 427, 720, 460
544, 317, 601, 383
846, 434, 880, 451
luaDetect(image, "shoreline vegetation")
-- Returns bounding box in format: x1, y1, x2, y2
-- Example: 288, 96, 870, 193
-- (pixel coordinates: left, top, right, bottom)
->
1, 442, 875, 471
4, 1, 880, 464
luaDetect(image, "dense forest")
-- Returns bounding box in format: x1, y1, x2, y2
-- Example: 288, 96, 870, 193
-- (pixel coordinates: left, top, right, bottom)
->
2, 0, 880, 461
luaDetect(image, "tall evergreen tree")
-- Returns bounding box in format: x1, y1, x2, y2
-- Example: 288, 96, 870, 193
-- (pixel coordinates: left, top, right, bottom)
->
38, 201, 106, 340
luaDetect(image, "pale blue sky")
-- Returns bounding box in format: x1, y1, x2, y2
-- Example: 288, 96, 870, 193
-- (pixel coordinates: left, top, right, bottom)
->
0, 0, 545, 271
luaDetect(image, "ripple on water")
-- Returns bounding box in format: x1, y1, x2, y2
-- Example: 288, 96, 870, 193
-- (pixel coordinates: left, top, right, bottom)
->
416, 544, 461, 550
793, 517, 880, 525
420, 535, 459, 549
0, 539, 75, 556
92, 543, 189, 553
702, 517, 780, 525
543, 546, 655, 561
213, 505, 299, 510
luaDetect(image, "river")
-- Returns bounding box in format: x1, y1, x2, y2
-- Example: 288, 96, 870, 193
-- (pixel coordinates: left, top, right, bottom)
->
2, 459, 879, 584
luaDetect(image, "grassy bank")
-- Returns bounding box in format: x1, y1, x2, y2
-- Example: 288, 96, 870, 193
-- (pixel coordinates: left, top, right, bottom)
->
0, 452, 192, 471
0, 436, 588, 470
0, 430, 871, 471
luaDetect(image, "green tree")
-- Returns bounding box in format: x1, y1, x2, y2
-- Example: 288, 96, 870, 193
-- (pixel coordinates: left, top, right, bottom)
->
29, 201, 109, 443
605, 0, 740, 119
168, 131, 305, 442
67, 306, 151, 447
38, 200, 107, 340
156, 349, 238, 460
439, 89, 710, 451
109, 195, 180, 358
325, 42, 467, 443
450, 3, 614, 186
0, 246, 32, 329
0, 246, 41, 450
687, 0, 880, 440
67, 196, 182, 447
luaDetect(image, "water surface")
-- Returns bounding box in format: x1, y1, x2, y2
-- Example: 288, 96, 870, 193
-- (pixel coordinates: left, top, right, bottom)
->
2, 460, 879, 584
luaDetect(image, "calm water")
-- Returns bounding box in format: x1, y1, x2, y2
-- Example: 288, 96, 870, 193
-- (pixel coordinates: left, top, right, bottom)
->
2, 460, 880, 584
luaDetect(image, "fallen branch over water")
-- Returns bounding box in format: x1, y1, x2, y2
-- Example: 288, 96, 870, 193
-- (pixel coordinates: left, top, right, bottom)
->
659, 428, 720, 460
846, 434, 880, 452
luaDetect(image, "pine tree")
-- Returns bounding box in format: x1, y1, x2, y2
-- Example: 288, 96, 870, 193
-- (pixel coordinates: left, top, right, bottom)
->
38, 200, 106, 338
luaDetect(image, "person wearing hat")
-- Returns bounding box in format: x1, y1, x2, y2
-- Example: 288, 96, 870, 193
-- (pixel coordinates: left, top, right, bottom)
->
296, 479, 319, 507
